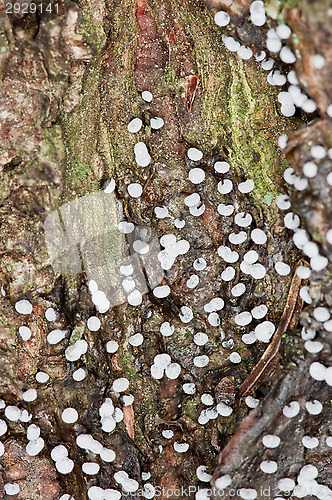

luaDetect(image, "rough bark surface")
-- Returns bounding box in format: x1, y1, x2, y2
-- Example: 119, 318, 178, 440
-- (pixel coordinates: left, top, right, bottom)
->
0, 0, 331, 499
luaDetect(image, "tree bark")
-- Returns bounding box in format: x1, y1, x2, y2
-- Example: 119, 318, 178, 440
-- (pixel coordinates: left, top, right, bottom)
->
0, 1, 331, 499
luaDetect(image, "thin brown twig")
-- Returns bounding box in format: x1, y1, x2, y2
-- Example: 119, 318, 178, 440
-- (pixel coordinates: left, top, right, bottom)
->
238, 260, 307, 398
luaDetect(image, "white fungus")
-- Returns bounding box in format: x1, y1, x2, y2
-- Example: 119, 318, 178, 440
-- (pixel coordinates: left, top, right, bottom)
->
313, 307, 330, 322
26, 437, 45, 456
223, 36, 240, 52
242, 331, 256, 344
296, 266, 311, 279
15, 299, 33, 314
45, 307, 57, 321
275, 262, 291, 276
266, 29, 282, 53
142, 91, 152, 102
231, 283, 246, 297
235, 312, 252, 326
214, 161, 230, 173
134, 142, 151, 167
0, 442, 4, 457
183, 383, 196, 395
250, 228, 267, 244
238, 488, 257, 500
238, 179, 254, 193
87, 316, 101, 331
262, 435, 281, 448
218, 203, 234, 216
260, 461, 278, 474
194, 355, 209, 368
218, 179, 233, 194
160, 322, 174, 337
196, 465, 212, 482
150, 117, 164, 129
179, 306, 193, 323
62, 408, 78, 424
255, 321, 275, 343
305, 340, 323, 353
36, 371, 49, 383
128, 183, 143, 198
106, 340, 119, 354
215, 475, 232, 489
237, 46, 253, 60
186, 275, 199, 288
184, 193, 201, 207
306, 400, 323, 415
216, 402, 233, 417
245, 396, 259, 408
230, 352, 241, 364
235, 212, 252, 227
23, 388, 37, 402
310, 362, 327, 381
189, 167, 205, 184
311, 145, 326, 159
0, 419, 7, 436
165, 363, 181, 379
128, 290, 143, 306
250, 1, 266, 26
155, 206, 169, 218
221, 266, 235, 281
283, 401, 300, 417
129, 333, 144, 346
278, 135, 288, 149
104, 178, 115, 193
187, 147, 203, 161
276, 24, 291, 39
153, 285, 170, 298
278, 479, 295, 492
4, 484, 20, 496
174, 442, 189, 453
208, 312, 220, 326
82, 462, 100, 475
280, 47, 296, 64
214, 10, 230, 27
118, 221, 134, 234
5, 406, 21, 421
127, 117, 142, 133
194, 332, 208, 346
56, 458, 74, 474
302, 436, 319, 449
100, 447, 116, 462
65, 339, 88, 362
229, 231, 247, 245
303, 161, 318, 178
112, 378, 129, 392
252, 305, 268, 319
193, 258, 206, 271
218, 246, 239, 263
18, 326, 32, 341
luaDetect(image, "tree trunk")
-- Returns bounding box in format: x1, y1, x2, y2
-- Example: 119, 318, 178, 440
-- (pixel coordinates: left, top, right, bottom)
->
0, 1, 331, 499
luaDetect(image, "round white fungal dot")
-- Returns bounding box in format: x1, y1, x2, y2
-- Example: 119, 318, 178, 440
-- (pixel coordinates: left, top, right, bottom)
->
133, 240, 149, 255
275, 262, 291, 276
62, 408, 78, 424
310, 362, 327, 381
214, 161, 230, 173
305, 340, 323, 353
127, 117, 142, 133
104, 178, 115, 194
250, 0, 266, 26
51, 446, 68, 462
276, 194, 291, 210
134, 142, 151, 167
155, 206, 169, 219
302, 436, 319, 449
218, 179, 233, 194
255, 321, 275, 343
65, 339, 88, 362
118, 221, 135, 234
189, 167, 205, 184
242, 331, 256, 344
160, 322, 174, 337
217, 203, 234, 216
278, 135, 288, 149
229, 231, 247, 245
15, 299, 32, 315
235, 312, 252, 326
215, 475, 232, 489
56, 458, 74, 474
179, 306, 193, 323
150, 117, 164, 129
112, 377, 129, 392
82, 462, 100, 475
87, 316, 101, 331
23, 389, 37, 402
306, 400, 323, 415
311, 145, 326, 159
36, 371, 49, 383
239, 488, 258, 500
223, 36, 240, 52
201, 393, 214, 406
260, 461, 277, 474
229, 352, 241, 364
326, 229, 332, 244
4, 484, 20, 496
284, 212, 300, 230
326, 437, 332, 447
183, 383, 196, 395
0, 442, 4, 457
193, 258, 206, 271
283, 401, 300, 418
237, 46, 253, 60
45, 307, 57, 321
194, 332, 208, 346
216, 402, 233, 417
142, 91, 152, 102
245, 396, 259, 408
278, 479, 295, 492
18, 326, 32, 341
327, 173, 332, 186
184, 193, 201, 207
280, 46, 296, 64
218, 246, 239, 263
231, 283, 246, 297
0, 419, 7, 436
266, 29, 282, 53
162, 429, 174, 439
303, 161, 318, 178
100, 447, 116, 462
174, 442, 189, 453
244, 250, 258, 264
194, 355, 209, 368
106, 340, 119, 353
165, 363, 181, 379
296, 266, 311, 279
235, 212, 252, 227
128, 183, 143, 198
221, 266, 235, 282
187, 274, 199, 288
276, 24, 291, 39
251, 305, 268, 319
250, 263, 266, 280
128, 289, 142, 306
187, 147, 203, 161
196, 465, 212, 483
313, 307, 330, 322
5, 406, 21, 421
251, 228, 267, 244
238, 179, 254, 193
214, 10, 230, 27
262, 435, 281, 448
208, 312, 220, 326
153, 285, 170, 298
310, 254, 328, 271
